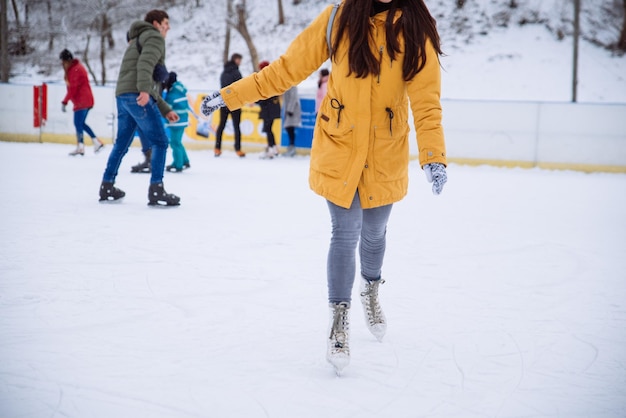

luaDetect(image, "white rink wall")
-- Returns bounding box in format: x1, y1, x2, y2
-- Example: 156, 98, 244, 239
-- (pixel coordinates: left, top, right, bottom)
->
442, 99, 626, 170
0, 83, 118, 142
1, 82, 625, 171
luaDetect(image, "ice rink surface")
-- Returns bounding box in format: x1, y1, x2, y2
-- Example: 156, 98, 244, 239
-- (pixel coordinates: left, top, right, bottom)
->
1, 142, 625, 417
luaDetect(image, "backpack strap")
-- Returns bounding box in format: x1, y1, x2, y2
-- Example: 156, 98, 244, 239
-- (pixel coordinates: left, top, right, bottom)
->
125, 30, 143, 53
135, 34, 143, 54
327, 3, 340, 57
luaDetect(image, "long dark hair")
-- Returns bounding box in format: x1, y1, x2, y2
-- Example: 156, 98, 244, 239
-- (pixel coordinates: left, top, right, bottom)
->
331, 0, 442, 81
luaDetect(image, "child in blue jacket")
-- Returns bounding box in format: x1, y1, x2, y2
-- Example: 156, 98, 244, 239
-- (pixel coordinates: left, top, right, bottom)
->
163, 72, 191, 172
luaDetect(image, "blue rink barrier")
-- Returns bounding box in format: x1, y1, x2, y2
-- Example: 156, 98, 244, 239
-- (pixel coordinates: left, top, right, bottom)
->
281, 97, 316, 149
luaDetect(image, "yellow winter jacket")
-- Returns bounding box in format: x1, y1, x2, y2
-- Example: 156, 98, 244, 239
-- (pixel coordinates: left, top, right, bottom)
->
221, 4, 446, 209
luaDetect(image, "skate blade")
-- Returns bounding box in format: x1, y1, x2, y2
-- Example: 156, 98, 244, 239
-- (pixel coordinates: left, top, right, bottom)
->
327, 354, 349, 376
368, 324, 386, 342
99, 197, 124, 204
147, 202, 180, 208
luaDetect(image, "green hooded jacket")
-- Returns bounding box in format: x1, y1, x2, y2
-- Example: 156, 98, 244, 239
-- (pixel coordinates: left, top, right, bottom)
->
116, 20, 171, 116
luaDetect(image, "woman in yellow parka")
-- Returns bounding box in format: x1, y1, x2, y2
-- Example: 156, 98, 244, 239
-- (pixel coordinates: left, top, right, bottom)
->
201, 0, 447, 374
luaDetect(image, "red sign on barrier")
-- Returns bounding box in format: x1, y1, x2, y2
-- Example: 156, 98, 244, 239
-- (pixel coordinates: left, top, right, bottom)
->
33, 83, 48, 128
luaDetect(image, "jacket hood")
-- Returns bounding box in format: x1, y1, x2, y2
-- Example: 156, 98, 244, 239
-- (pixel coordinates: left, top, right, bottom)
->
172, 80, 187, 93
128, 20, 159, 41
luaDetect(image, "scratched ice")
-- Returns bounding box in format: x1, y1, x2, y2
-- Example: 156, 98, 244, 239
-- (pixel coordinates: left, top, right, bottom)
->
0, 141, 624, 418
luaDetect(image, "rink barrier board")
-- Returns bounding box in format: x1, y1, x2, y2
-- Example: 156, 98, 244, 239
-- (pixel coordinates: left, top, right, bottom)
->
2, 132, 625, 174
1, 83, 625, 173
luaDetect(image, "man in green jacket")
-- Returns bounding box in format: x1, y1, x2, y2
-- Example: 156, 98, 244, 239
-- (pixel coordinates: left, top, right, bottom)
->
99, 9, 181, 206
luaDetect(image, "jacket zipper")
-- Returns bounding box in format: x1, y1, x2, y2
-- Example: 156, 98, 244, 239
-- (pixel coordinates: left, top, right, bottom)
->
377, 46, 384, 84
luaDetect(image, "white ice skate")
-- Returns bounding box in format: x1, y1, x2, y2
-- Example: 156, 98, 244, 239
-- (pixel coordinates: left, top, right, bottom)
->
283, 145, 296, 157
68, 143, 85, 156
360, 278, 386, 342
260, 145, 279, 159
327, 302, 350, 375
93, 139, 105, 153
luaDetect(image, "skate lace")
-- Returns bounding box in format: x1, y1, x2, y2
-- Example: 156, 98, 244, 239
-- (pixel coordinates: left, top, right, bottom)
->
361, 279, 385, 325
330, 303, 349, 351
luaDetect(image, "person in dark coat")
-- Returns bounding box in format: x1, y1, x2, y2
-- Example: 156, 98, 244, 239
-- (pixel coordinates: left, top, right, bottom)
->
257, 60, 282, 159
60, 49, 105, 156
214, 53, 245, 157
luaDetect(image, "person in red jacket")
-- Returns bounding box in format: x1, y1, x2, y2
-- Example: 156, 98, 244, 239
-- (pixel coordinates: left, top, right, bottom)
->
60, 49, 105, 156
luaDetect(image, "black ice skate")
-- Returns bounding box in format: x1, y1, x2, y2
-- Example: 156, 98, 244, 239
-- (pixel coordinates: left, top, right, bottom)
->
166, 164, 183, 173
148, 183, 180, 207
99, 182, 125, 202
131, 149, 151, 173
131, 160, 151, 173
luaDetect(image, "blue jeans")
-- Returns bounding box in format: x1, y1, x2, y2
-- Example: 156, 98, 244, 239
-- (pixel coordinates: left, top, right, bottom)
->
326, 192, 393, 303
103, 93, 169, 185
74, 108, 97, 144
136, 129, 150, 154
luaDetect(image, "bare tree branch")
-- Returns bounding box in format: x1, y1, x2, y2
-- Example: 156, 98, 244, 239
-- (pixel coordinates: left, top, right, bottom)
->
82, 34, 99, 85
618, 0, 626, 51
0, 0, 10, 81
230, 0, 258, 71
224, 0, 232, 64
277, 0, 284, 25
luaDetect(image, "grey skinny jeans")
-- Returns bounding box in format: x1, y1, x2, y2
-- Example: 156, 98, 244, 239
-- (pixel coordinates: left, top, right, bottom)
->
326, 192, 393, 303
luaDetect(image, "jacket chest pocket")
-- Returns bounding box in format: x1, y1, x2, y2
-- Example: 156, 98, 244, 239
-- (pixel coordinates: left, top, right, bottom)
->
372, 124, 409, 182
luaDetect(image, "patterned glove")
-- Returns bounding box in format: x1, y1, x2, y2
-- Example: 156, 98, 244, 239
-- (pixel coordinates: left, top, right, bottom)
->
200, 91, 225, 118
424, 163, 447, 195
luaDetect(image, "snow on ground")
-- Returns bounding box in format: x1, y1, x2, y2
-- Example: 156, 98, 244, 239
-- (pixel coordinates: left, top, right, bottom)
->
1, 142, 625, 417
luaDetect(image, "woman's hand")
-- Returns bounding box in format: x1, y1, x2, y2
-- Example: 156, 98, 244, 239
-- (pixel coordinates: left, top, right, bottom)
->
424, 163, 447, 195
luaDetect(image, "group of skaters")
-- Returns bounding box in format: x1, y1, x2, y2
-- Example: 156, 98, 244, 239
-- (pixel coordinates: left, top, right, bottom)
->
59, 10, 186, 206
59, 0, 449, 376
211, 54, 309, 160
61, 34, 316, 179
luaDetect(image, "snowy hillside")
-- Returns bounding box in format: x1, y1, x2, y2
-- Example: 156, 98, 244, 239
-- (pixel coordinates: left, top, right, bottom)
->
7, 0, 626, 102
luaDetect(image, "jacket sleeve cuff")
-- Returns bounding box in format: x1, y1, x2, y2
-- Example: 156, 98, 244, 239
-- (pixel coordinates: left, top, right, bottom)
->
156, 98, 172, 117
220, 85, 244, 110
419, 148, 447, 168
